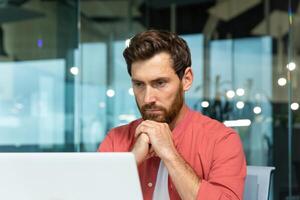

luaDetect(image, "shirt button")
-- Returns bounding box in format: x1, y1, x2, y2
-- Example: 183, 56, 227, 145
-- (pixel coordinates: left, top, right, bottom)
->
148, 182, 153, 187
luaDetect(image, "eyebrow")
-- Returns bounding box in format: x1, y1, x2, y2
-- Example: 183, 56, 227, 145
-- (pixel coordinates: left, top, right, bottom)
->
131, 79, 143, 83
131, 77, 170, 83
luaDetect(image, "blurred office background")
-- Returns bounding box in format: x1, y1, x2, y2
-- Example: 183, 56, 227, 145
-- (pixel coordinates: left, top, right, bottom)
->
0, 0, 299, 199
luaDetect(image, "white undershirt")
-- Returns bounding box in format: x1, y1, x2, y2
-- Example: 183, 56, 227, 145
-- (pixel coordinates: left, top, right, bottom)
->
152, 160, 170, 200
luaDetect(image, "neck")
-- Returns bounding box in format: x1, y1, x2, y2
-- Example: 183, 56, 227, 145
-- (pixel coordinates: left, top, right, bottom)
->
168, 104, 189, 130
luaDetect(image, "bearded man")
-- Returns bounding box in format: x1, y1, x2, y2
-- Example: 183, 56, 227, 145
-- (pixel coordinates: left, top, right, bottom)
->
98, 30, 246, 200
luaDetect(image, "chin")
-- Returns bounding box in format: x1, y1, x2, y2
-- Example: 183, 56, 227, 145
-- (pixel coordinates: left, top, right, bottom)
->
143, 115, 166, 123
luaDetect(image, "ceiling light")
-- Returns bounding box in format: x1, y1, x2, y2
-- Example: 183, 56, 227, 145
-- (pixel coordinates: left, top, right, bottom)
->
291, 102, 299, 110
277, 77, 287, 86
236, 88, 245, 96
201, 101, 209, 108
286, 62, 296, 71
226, 90, 235, 99
106, 89, 115, 98
236, 101, 244, 109
223, 119, 251, 127
70, 67, 79, 75
253, 106, 262, 114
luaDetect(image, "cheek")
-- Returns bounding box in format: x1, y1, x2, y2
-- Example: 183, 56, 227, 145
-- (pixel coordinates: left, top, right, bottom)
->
160, 89, 178, 105
135, 94, 142, 103
134, 93, 145, 105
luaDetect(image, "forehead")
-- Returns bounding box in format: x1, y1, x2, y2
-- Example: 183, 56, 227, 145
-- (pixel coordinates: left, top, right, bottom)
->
131, 52, 177, 81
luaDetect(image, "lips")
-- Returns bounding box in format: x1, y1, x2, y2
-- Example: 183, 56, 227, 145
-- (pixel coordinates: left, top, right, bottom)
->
145, 109, 163, 113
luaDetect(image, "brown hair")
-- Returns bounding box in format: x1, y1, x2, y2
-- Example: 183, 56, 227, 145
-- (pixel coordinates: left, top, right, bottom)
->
123, 30, 191, 79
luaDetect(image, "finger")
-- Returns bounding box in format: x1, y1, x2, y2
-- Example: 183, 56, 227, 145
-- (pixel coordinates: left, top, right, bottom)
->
142, 120, 164, 134
134, 130, 144, 138
149, 146, 154, 154
149, 151, 157, 158
144, 120, 166, 128
141, 121, 160, 134
145, 150, 156, 159
145, 154, 153, 159
145, 120, 171, 135
138, 133, 150, 144
142, 120, 160, 128
135, 123, 143, 137
137, 124, 156, 138
135, 123, 151, 138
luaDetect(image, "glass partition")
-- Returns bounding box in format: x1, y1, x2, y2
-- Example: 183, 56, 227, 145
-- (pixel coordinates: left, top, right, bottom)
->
0, 0, 299, 199
0, 0, 79, 151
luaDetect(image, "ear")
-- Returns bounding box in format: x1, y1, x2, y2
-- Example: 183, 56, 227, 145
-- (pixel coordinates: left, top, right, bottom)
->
181, 67, 193, 91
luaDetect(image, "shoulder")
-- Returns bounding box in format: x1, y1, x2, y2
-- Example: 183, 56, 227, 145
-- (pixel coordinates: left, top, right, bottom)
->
107, 119, 142, 141
109, 119, 142, 134
190, 111, 244, 162
189, 111, 245, 171
189, 110, 238, 142
99, 119, 142, 152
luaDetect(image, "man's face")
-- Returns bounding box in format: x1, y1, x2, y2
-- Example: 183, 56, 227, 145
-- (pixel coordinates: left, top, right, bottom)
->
131, 52, 184, 124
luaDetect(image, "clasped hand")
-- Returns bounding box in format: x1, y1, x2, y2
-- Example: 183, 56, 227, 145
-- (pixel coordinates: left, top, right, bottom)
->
131, 120, 176, 165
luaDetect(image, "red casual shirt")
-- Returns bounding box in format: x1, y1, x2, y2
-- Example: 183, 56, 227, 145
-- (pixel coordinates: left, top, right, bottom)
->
98, 108, 246, 200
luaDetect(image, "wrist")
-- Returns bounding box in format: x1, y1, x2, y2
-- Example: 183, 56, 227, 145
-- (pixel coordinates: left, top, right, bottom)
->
131, 148, 142, 165
160, 147, 180, 164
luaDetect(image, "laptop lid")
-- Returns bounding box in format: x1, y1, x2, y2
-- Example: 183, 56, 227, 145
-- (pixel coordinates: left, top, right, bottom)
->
0, 153, 142, 200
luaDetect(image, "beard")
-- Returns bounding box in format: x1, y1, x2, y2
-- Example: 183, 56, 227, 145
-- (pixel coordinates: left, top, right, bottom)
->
136, 84, 184, 124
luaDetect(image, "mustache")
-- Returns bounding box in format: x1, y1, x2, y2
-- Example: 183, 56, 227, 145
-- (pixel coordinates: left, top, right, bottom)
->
141, 103, 165, 111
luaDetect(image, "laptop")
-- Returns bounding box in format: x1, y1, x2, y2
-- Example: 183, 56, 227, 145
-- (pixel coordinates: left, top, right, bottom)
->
0, 153, 143, 200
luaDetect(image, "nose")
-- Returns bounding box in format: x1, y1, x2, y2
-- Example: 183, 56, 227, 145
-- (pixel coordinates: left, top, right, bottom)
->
144, 86, 156, 104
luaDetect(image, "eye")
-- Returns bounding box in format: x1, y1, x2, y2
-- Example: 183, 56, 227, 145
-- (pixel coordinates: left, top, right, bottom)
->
133, 81, 144, 88
154, 80, 166, 88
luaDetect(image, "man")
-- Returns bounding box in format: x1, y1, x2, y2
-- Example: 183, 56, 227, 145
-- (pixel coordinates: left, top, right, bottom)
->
99, 30, 246, 200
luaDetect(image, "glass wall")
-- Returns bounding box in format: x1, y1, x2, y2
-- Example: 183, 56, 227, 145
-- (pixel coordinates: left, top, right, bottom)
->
0, 0, 79, 151
0, 0, 300, 199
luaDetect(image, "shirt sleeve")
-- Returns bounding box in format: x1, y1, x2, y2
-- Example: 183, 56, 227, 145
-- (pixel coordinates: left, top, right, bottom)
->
97, 129, 115, 152
196, 132, 246, 200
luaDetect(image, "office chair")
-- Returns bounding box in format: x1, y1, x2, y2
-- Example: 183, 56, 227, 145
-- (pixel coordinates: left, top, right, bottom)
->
243, 165, 275, 200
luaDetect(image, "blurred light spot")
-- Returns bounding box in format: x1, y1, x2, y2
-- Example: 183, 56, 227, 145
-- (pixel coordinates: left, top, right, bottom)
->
224, 119, 251, 127
37, 39, 43, 48
98, 102, 106, 108
128, 88, 134, 96
125, 39, 131, 48
226, 90, 235, 99
253, 106, 262, 114
291, 102, 299, 110
201, 101, 209, 108
236, 101, 244, 109
70, 67, 79, 75
286, 62, 296, 71
236, 88, 245, 96
277, 77, 287, 86
255, 93, 261, 100
106, 89, 115, 97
